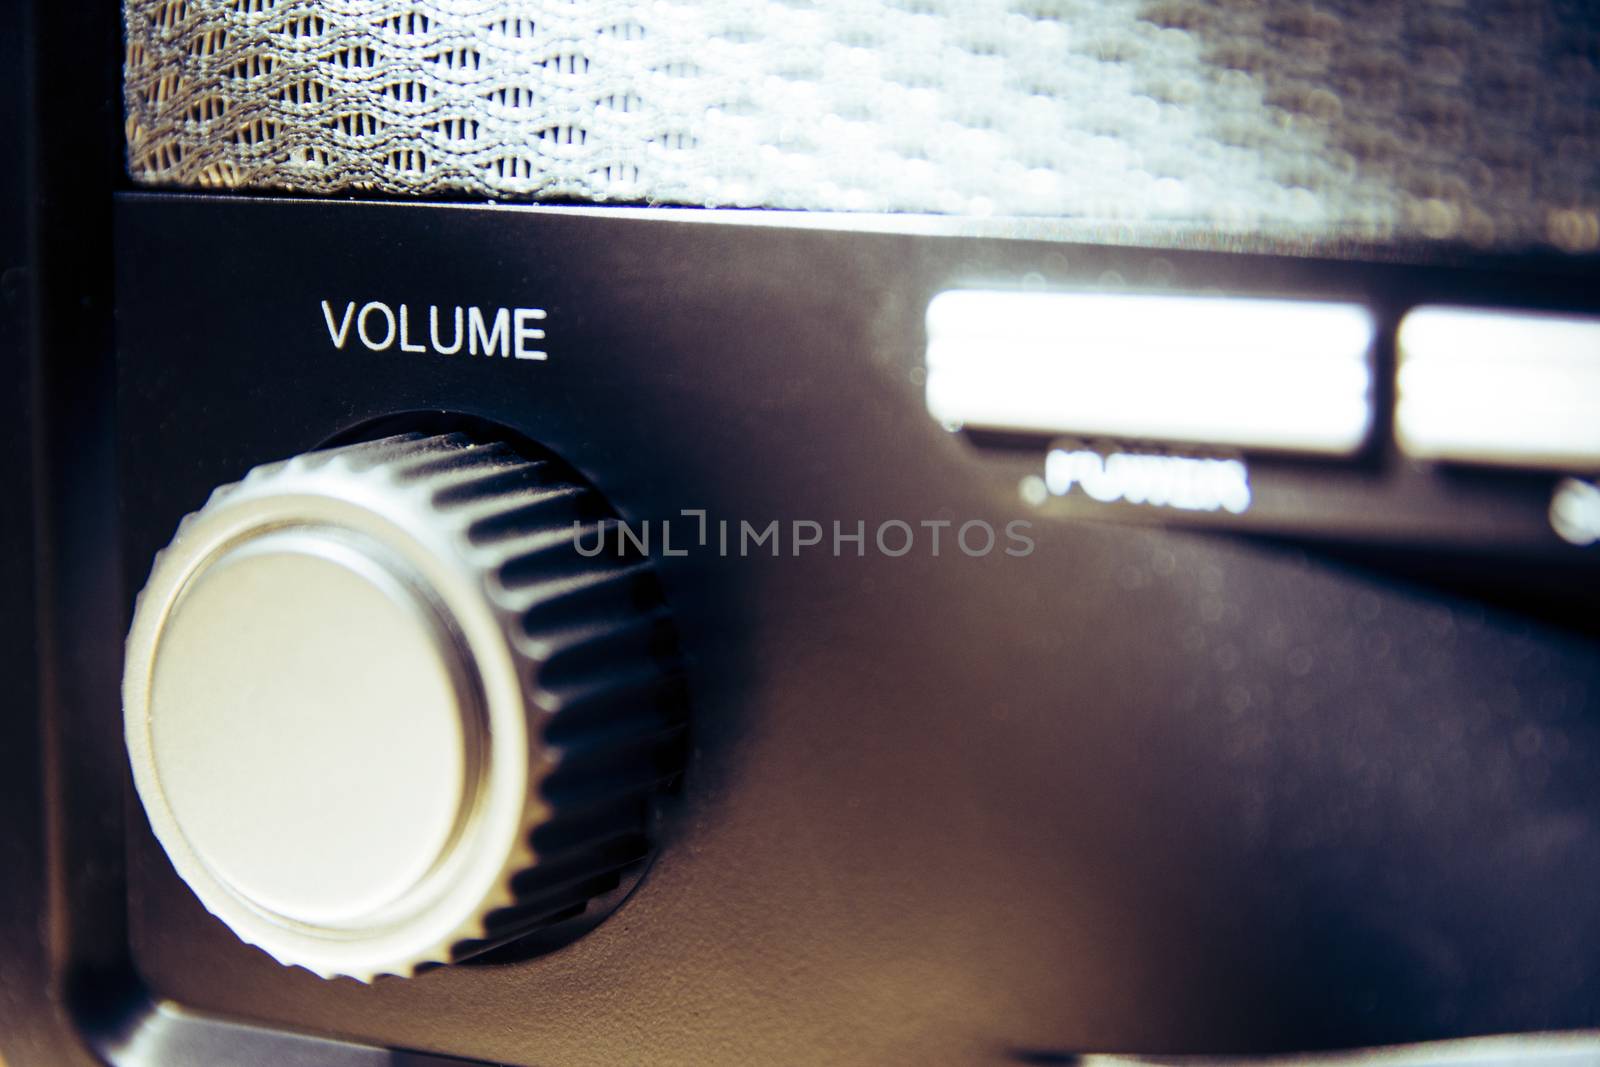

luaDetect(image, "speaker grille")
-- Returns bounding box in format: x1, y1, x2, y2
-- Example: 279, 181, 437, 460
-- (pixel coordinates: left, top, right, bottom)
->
124, 0, 1599, 250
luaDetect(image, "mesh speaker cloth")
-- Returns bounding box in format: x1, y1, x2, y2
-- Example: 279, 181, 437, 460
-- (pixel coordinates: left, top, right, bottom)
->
125, 0, 1599, 249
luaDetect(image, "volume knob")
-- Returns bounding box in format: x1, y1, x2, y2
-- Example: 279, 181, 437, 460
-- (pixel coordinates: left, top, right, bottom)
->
122, 433, 686, 980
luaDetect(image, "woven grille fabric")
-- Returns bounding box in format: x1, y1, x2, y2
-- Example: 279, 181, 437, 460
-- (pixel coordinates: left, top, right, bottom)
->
125, 0, 1600, 249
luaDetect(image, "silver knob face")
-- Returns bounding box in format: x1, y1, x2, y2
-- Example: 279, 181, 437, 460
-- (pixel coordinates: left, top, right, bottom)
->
124, 434, 683, 980
146, 527, 481, 929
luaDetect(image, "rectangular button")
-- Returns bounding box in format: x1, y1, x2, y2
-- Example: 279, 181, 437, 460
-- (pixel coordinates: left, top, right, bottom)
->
1397, 306, 1600, 469
924, 290, 1374, 455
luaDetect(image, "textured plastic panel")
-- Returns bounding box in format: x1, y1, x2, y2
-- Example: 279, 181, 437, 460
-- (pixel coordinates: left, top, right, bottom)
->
124, 0, 1600, 249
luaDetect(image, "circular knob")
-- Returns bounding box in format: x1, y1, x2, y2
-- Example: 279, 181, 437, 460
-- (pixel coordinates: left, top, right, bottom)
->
123, 433, 686, 980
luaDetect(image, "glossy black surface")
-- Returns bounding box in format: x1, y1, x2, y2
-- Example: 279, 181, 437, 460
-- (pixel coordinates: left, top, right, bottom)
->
2, 1, 122, 1064
92, 193, 1600, 1062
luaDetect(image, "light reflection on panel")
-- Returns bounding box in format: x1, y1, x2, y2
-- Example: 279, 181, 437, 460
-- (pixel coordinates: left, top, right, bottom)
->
1079, 1030, 1600, 1066
1397, 306, 1600, 470
924, 290, 1374, 455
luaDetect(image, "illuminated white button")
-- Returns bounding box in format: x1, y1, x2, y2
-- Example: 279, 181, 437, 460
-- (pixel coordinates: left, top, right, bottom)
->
1396, 306, 1600, 469
924, 290, 1374, 455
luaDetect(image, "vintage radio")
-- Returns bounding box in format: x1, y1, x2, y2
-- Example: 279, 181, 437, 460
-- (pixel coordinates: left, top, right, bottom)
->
3, 1, 1599, 1063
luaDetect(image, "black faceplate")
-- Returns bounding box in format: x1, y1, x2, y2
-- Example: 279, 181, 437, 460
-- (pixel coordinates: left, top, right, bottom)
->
96, 192, 1600, 1062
